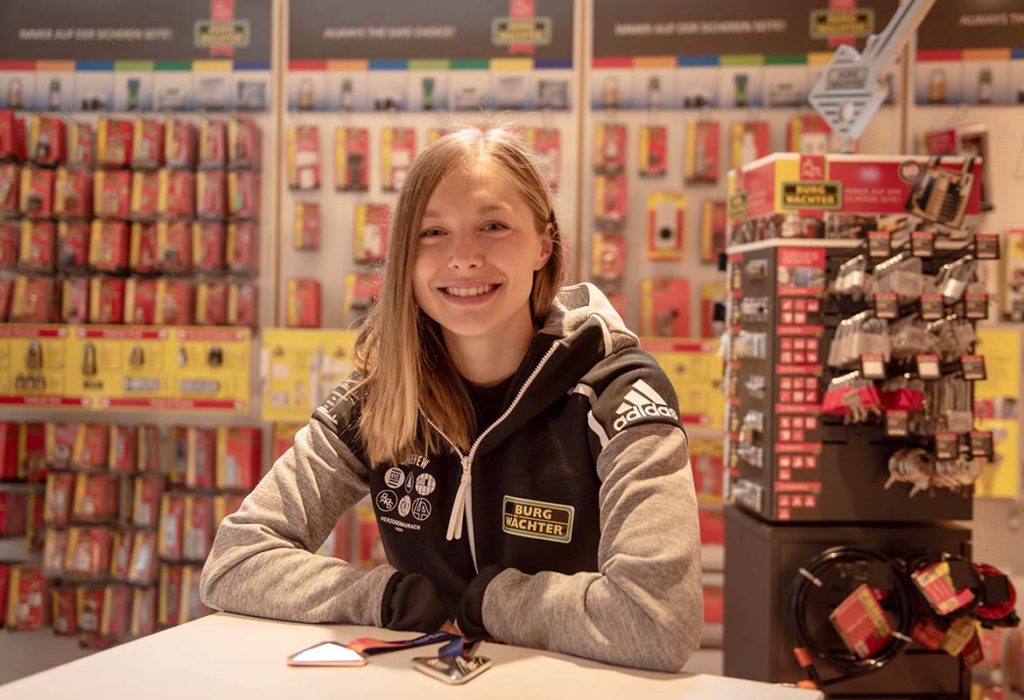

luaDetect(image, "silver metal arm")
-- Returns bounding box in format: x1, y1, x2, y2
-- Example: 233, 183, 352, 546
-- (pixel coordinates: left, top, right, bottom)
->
808, 0, 936, 148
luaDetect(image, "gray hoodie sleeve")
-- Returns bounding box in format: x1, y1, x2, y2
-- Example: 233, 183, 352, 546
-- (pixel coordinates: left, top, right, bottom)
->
479, 422, 703, 672
198, 419, 397, 625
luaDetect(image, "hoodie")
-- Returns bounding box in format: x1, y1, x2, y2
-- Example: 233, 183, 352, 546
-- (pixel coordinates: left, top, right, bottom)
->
199, 283, 703, 672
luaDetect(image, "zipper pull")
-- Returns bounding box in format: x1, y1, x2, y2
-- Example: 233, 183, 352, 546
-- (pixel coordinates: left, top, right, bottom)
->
446, 456, 472, 541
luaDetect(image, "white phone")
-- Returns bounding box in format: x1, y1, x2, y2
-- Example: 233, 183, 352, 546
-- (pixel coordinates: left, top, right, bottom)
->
287, 641, 367, 667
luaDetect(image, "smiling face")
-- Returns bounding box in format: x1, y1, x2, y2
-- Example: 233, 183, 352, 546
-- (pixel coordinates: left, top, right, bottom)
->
412, 158, 553, 346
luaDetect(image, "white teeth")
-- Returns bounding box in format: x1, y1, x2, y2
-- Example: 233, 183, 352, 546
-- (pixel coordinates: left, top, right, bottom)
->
444, 285, 495, 298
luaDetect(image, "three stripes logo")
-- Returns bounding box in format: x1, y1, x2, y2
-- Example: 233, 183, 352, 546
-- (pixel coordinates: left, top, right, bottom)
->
612, 379, 678, 432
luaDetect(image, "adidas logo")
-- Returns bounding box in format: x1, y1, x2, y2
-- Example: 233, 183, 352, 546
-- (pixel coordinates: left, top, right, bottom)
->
612, 379, 678, 431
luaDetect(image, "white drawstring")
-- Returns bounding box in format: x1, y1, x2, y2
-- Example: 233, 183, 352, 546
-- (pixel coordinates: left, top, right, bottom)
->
446, 456, 472, 541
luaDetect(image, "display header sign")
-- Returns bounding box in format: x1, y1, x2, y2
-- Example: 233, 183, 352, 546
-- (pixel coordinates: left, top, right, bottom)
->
288, 0, 573, 63
592, 0, 895, 59
917, 0, 1024, 51
0, 0, 271, 63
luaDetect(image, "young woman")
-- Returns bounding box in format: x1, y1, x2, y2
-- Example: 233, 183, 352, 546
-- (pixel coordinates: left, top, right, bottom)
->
200, 125, 702, 673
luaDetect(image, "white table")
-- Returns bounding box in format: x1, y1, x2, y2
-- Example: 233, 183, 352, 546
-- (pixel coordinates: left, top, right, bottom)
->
0, 613, 823, 699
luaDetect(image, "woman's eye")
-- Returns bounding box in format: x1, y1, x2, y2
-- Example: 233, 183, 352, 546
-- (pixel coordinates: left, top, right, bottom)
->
419, 228, 444, 239
482, 222, 508, 232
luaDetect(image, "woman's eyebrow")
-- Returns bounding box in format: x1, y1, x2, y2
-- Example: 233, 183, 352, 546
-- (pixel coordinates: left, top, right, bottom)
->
423, 203, 507, 219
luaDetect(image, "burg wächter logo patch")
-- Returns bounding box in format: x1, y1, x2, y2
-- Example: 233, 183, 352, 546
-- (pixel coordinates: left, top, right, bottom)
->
502, 496, 574, 544
612, 379, 678, 431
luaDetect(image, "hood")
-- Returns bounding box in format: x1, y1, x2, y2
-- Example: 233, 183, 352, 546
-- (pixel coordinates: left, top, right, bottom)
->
540, 282, 638, 355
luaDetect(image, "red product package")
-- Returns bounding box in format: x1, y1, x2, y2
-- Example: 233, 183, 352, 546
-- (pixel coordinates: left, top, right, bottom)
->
54, 167, 93, 219
0, 422, 17, 479
51, 587, 77, 636
132, 475, 164, 529
353, 203, 389, 263
287, 124, 320, 190
0, 109, 26, 161
286, 278, 320, 328
293, 201, 320, 250
64, 526, 114, 578
131, 118, 165, 169
101, 584, 131, 636
156, 220, 192, 273
0, 221, 18, 268
0, 162, 19, 215
88, 220, 130, 273
198, 119, 227, 169
5, 565, 47, 630
159, 563, 182, 627
594, 174, 628, 224
829, 583, 893, 659
108, 425, 137, 474
158, 169, 196, 218
88, 276, 126, 324
129, 222, 158, 273
591, 233, 625, 282
25, 489, 45, 552
93, 169, 132, 219
28, 115, 67, 167
42, 529, 68, 576
0, 491, 27, 536
226, 222, 258, 274
183, 495, 215, 560
187, 428, 216, 489
10, 275, 56, 323
18, 219, 56, 272
61, 277, 89, 323
343, 272, 381, 324
165, 119, 197, 169
19, 422, 48, 484
130, 170, 160, 220
594, 123, 627, 174
686, 120, 721, 183
216, 426, 262, 490
640, 278, 691, 337
525, 127, 561, 190
169, 427, 187, 485
124, 278, 157, 325
227, 170, 259, 219
109, 531, 133, 581
180, 565, 214, 623
228, 117, 261, 170
19, 167, 55, 218
196, 170, 226, 220
638, 125, 668, 178
195, 281, 228, 326
193, 222, 225, 272
729, 120, 771, 169
700, 199, 728, 264
57, 220, 91, 271
137, 426, 161, 473
46, 422, 77, 469
0, 277, 13, 321
381, 127, 415, 192
333, 126, 369, 191
158, 493, 185, 560
71, 473, 119, 521
228, 282, 258, 327
68, 121, 96, 169
97, 118, 133, 168
75, 585, 105, 633
131, 586, 157, 635
155, 279, 194, 325
72, 423, 110, 470
128, 532, 159, 586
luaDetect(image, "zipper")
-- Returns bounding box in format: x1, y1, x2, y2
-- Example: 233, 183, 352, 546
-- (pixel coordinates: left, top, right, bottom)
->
421, 340, 562, 573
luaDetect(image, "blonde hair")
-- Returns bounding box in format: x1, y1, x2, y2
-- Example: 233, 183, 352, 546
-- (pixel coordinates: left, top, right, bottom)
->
351, 123, 566, 466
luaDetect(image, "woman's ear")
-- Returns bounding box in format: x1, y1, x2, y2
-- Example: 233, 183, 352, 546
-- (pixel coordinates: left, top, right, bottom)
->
535, 223, 555, 270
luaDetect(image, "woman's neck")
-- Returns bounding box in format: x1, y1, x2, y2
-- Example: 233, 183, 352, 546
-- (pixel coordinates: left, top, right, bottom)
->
443, 310, 536, 387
